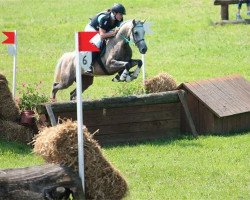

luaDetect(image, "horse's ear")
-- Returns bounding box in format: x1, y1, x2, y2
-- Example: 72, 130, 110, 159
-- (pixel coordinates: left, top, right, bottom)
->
132, 19, 136, 26
142, 19, 147, 24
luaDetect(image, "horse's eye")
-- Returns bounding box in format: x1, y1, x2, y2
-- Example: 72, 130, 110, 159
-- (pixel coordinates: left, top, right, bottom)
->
134, 31, 138, 35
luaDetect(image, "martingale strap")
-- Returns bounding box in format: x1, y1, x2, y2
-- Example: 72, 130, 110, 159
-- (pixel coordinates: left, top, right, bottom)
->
96, 57, 111, 75
120, 34, 131, 44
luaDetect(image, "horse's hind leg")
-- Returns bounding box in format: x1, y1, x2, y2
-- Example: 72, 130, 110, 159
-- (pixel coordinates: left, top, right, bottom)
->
51, 82, 59, 100
70, 75, 94, 100
52, 78, 74, 100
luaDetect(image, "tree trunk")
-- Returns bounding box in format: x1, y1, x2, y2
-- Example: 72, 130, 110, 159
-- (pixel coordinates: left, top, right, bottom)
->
0, 164, 84, 200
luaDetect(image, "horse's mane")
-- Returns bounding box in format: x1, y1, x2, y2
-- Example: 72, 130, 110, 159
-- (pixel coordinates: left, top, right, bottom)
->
117, 20, 134, 37
119, 20, 133, 27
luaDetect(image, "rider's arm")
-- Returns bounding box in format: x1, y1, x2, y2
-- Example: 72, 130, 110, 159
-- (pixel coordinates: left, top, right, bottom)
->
99, 27, 118, 39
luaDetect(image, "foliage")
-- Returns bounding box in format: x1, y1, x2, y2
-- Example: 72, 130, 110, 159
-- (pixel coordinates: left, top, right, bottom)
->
16, 82, 49, 111
114, 81, 145, 96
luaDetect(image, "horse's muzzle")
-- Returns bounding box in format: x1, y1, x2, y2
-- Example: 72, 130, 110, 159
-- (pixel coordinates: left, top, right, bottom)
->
140, 45, 147, 54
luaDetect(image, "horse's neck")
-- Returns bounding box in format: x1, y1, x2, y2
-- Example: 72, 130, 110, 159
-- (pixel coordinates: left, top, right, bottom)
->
107, 21, 132, 46
117, 21, 132, 40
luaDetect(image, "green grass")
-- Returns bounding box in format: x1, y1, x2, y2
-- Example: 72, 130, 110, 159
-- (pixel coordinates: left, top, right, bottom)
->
1, 134, 249, 199
0, 0, 250, 199
0, 140, 43, 168
104, 134, 250, 199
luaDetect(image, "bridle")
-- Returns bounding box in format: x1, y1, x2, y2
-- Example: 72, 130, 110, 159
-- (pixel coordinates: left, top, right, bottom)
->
131, 24, 145, 45
120, 21, 145, 45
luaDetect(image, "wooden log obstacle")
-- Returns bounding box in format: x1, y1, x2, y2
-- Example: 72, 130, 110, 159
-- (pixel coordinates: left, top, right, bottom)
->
37, 90, 197, 146
0, 164, 84, 200
214, 0, 250, 24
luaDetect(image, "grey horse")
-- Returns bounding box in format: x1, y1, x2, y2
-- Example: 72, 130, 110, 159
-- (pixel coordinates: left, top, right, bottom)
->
52, 19, 148, 100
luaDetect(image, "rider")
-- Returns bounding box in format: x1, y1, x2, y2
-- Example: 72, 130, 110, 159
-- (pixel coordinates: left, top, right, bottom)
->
83, 3, 126, 72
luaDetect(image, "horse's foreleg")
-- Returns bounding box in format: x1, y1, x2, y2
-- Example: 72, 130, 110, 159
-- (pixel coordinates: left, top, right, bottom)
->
70, 75, 94, 100
112, 59, 142, 82
110, 60, 132, 82
129, 59, 143, 81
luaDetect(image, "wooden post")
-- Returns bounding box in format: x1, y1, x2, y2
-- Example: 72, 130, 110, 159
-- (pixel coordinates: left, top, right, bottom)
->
178, 90, 198, 137
45, 104, 57, 126
221, 5, 229, 20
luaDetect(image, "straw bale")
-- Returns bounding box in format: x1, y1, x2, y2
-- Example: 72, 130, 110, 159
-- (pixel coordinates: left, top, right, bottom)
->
144, 72, 177, 93
0, 73, 20, 121
0, 119, 35, 144
33, 119, 128, 200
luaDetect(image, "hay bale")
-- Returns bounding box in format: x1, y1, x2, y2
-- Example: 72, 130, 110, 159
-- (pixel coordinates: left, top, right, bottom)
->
0, 73, 20, 121
144, 72, 177, 93
33, 119, 128, 200
0, 119, 35, 144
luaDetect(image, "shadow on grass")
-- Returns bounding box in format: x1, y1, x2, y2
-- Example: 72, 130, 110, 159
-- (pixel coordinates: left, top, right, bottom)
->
103, 133, 199, 149
0, 139, 32, 155
206, 131, 250, 137
103, 131, 250, 149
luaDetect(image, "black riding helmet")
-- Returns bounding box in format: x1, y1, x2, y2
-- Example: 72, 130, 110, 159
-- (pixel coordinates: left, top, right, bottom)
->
111, 3, 126, 15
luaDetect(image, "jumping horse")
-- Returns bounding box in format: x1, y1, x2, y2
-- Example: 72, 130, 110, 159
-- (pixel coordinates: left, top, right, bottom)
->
52, 19, 148, 100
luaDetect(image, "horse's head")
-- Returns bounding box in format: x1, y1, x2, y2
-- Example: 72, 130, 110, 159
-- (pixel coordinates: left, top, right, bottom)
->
130, 20, 147, 54
118, 20, 148, 54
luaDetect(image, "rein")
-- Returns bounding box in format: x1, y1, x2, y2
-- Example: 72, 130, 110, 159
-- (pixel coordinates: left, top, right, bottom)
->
119, 23, 144, 45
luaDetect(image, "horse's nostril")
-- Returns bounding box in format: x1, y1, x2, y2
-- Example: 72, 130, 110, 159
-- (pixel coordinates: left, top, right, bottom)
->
141, 47, 147, 54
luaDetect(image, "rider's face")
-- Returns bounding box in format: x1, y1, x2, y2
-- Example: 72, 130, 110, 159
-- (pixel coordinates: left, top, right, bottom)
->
115, 12, 123, 21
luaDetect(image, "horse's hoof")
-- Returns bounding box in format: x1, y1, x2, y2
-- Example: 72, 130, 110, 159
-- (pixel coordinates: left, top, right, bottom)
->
112, 74, 121, 82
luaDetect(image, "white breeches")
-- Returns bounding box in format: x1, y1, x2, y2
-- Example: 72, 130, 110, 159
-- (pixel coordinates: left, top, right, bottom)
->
84, 24, 102, 48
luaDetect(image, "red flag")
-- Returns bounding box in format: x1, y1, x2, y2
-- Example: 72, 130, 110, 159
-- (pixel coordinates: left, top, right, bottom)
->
78, 32, 100, 52
2, 32, 15, 44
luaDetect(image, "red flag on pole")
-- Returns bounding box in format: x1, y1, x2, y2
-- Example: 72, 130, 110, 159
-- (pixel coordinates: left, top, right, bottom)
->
78, 32, 100, 52
2, 32, 15, 44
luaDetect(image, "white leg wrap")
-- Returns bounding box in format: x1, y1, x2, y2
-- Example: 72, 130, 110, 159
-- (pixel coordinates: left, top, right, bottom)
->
119, 69, 129, 81
131, 67, 141, 79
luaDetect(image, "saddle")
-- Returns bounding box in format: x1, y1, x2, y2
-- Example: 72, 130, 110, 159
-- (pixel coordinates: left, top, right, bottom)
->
91, 41, 110, 75
92, 41, 106, 64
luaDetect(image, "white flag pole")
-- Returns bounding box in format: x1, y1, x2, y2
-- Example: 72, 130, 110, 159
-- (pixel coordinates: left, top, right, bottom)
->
142, 54, 146, 85
12, 30, 17, 98
141, 22, 153, 87
75, 32, 85, 193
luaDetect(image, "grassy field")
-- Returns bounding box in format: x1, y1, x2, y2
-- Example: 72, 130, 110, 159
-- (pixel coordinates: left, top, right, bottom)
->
0, 0, 250, 199
1, 134, 249, 199
0, 0, 250, 100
